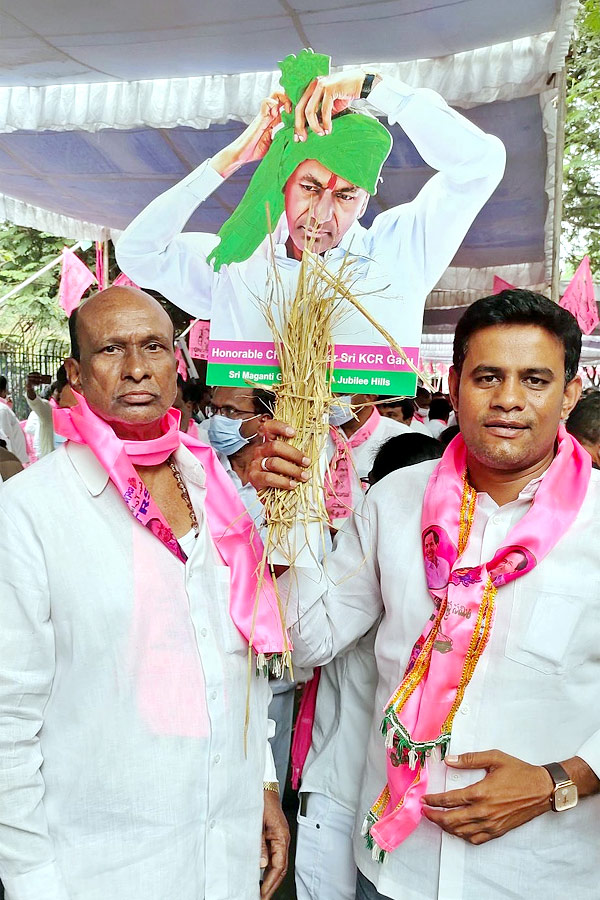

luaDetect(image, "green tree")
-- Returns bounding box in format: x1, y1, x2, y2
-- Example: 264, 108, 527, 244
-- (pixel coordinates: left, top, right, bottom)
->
563, 1, 600, 277
0, 225, 100, 342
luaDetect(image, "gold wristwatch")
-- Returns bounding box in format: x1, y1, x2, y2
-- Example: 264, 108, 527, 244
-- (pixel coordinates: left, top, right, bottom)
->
542, 762, 578, 811
263, 781, 280, 795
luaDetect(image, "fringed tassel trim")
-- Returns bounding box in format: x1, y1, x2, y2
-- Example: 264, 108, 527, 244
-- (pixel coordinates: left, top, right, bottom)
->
361, 812, 388, 864
254, 652, 289, 679
380, 712, 451, 769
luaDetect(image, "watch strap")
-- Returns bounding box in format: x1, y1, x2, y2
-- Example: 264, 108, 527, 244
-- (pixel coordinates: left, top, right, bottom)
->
542, 761, 572, 786
360, 73, 376, 99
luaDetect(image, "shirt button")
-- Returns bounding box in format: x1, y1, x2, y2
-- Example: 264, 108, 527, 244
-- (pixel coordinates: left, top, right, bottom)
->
210, 690, 218, 701
460, 704, 470, 715
209, 820, 216, 830
200, 628, 208, 637
451, 773, 460, 781
214, 754, 221, 764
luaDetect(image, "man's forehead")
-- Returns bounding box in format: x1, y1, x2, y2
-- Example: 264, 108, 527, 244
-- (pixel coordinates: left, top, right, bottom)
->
463, 324, 565, 373
213, 386, 254, 403
291, 159, 357, 191
80, 295, 173, 340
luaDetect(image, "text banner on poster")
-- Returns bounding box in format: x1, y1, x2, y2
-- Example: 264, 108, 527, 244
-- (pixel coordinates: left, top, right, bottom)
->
206, 340, 419, 396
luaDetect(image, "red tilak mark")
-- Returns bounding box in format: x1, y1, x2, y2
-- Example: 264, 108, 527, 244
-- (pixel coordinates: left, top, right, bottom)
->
326, 173, 338, 191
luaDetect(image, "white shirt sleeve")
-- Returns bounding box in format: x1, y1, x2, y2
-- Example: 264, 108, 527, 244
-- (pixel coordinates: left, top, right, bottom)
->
263, 726, 278, 784
279, 495, 384, 669
0, 506, 69, 899
115, 160, 224, 319
365, 77, 506, 295
0, 405, 28, 466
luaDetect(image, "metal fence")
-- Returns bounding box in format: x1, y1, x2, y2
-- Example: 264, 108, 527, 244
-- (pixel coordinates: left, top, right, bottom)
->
0, 335, 69, 420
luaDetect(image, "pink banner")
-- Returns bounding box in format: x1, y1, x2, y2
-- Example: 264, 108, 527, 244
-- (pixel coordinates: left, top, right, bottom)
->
175, 346, 188, 381
493, 275, 516, 294
189, 320, 210, 360
208, 340, 418, 373
113, 272, 140, 290
560, 256, 599, 336
58, 248, 96, 317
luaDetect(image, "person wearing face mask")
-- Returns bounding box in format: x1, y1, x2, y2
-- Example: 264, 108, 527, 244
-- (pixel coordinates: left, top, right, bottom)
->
206, 386, 275, 527
289, 394, 409, 899
206, 385, 307, 790
325, 393, 410, 531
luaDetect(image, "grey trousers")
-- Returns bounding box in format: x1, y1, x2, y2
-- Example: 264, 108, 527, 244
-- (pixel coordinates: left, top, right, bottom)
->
355, 870, 392, 900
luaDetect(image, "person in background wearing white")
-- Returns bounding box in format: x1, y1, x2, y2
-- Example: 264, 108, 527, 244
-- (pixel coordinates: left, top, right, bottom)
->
205, 384, 307, 789
252, 290, 600, 900
24, 373, 59, 459
427, 396, 453, 440
0, 375, 28, 467
379, 397, 432, 436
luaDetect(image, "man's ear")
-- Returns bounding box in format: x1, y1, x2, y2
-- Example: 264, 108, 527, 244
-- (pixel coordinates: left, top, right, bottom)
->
64, 357, 82, 394
448, 366, 460, 412
357, 191, 369, 219
561, 375, 582, 421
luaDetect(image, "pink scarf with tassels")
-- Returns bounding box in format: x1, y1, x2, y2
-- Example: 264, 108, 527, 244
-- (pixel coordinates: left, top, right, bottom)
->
363, 427, 591, 859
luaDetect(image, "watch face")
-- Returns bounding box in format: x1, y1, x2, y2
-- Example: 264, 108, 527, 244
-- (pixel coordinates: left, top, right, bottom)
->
554, 782, 578, 811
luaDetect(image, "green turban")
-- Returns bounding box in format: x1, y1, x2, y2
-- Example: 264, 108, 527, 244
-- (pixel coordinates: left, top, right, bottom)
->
207, 50, 393, 271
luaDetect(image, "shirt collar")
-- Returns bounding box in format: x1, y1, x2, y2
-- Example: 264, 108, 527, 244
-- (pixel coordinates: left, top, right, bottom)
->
66, 439, 206, 498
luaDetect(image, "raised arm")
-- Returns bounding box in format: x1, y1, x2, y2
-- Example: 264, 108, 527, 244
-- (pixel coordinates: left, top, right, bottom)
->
293, 68, 506, 297
115, 92, 291, 318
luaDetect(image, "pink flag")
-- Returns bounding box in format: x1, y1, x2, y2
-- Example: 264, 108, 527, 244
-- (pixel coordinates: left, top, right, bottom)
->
95, 242, 105, 290
113, 272, 140, 290
189, 319, 210, 360
493, 275, 516, 294
559, 256, 599, 335
175, 346, 188, 381
58, 248, 96, 317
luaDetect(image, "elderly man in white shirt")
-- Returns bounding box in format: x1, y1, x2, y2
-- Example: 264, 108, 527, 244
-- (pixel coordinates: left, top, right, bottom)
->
252, 289, 600, 900
0, 287, 289, 900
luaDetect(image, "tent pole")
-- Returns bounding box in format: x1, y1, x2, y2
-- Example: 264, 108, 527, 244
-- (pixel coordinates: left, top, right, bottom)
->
104, 238, 110, 288
551, 67, 567, 304
0, 241, 83, 310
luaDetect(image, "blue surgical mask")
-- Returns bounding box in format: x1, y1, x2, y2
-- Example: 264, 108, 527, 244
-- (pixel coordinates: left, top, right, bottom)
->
328, 395, 354, 427
207, 414, 258, 457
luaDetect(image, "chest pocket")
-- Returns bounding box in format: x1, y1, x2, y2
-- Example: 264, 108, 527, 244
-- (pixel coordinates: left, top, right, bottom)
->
504, 576, 599, 675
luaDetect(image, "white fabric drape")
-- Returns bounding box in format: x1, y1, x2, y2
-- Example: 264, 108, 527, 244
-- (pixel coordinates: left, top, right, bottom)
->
0, 34, 561, 134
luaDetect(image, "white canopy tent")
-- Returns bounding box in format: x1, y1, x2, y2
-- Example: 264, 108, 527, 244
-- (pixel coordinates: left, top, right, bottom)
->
1, 0, 597, 361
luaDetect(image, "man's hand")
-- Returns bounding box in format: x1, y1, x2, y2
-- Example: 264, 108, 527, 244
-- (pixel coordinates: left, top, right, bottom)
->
211, 92, 292, 179
421, 750, 553, 845
294, 69, 381, 141
249, 419, 311, 493
260, 789, 290, 899
25, 372, 47, 401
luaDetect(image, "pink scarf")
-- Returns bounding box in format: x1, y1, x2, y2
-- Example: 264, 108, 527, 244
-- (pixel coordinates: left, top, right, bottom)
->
363, 427, 591, 859
290, 668, 321, 789
53, 392, 288, 660
325, 408, 381, 520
